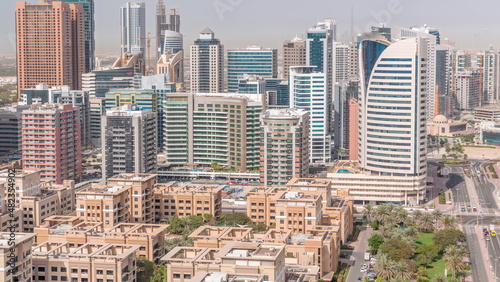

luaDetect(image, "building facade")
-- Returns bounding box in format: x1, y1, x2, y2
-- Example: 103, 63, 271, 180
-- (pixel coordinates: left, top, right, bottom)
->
82, 67, 141, 97
283, 37, 306, 79
120, 2, 146, 55
22, 104, 82, 184
0, 233, 35, 282
260, 109, 310, 186
15, 1, 85, 94
101, 107, 157, 179
0, 106, 28, 157
289, 66, 331, 163
227, 47, 278, 93
190, 28, 224, 93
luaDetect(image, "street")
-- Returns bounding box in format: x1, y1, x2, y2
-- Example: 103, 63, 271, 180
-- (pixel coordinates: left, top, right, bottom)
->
345, 226, 372, 282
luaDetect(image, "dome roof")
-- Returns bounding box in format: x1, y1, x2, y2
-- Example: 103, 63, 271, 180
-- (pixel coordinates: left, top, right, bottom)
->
434, 115, 448, 123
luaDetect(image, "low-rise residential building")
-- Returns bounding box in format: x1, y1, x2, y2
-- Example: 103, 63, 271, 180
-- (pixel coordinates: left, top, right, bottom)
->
474, 105, 500, 122
189, 226, 253, 248
32, 242, 140, 282
0, 181, 23, 232
76, 173, 156, 227
0, 233, 35, 282
154, 182, 223, 222
34, 216, 167, 262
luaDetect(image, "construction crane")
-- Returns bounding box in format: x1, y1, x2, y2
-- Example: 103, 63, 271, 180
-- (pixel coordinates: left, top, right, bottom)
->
139, 32, 164, 76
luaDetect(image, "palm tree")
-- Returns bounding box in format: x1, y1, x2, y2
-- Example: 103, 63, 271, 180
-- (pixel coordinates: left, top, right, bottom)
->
378, 224, 394, 238
363, 203, 374, 222
394, 207, 409, 227
412, 209, 423, 225
375, 253, 396, 280
439, 215, 458, 230
431, 209, 444, 230
383, 215, 397, 227
392, 261, 413, 280
418, 213, 434, 232
431, 274, 447, 282
405, 226, 419, 238
443, 245, 468, 279
374, 205, 389, 223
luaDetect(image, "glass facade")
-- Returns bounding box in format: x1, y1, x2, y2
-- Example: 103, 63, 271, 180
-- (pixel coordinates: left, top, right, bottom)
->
227, 50, 277, 93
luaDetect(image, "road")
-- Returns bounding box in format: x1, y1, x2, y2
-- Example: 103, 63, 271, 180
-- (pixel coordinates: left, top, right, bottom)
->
451, 161, 500, 282
345, 226, 371, 282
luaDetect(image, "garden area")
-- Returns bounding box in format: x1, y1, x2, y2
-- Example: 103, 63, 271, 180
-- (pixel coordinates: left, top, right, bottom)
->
363, 204, 470, 282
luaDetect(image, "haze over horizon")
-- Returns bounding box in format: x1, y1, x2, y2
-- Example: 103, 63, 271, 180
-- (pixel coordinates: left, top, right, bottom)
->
1, 0, 499, 55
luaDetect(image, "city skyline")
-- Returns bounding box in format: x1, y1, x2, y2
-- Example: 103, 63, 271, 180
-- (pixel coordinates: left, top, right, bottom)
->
2, 0, 500, 55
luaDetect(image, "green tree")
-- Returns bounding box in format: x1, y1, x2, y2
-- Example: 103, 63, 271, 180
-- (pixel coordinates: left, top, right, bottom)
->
392, 261, 413, 281
415, 245, 439, 266
431, 209, 444, 230
379, 239, 415, 261
150, 265, 167, 282
430, 274, 447, 282
439, 215, 458, 230
434, 229, 466, 251
363, 203, 374, 222
417, 213, 434, 232
166, 217, 185, 234
443, 245, 468, 279
137, 257, 155, 281
374, 253, 396, 280
250, 222, 268, 232
368, 234, 385, 252
221, 212, 251, 225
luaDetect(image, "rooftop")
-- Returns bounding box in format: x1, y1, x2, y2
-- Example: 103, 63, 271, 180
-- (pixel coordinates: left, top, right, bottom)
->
287, 178, 331, 187
77, 184, 129, 194
279, 191, 318, 200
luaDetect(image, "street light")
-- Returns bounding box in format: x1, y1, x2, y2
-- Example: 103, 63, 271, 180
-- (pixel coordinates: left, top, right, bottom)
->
490, 255, 498, 281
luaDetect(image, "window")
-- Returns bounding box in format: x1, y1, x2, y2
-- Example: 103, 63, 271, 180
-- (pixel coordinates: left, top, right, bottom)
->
51, 276, 58, 281
38, 267, 45, 272
71, 269, 78, 273
61, 267, 67, 272
173, 274, 181, 279
61, 277, 67, 281
97, 270, 103, 275
51, 266, 58, 272
106, 270, 113, 275
39, 277, 46, 281
184, 274, 192, 279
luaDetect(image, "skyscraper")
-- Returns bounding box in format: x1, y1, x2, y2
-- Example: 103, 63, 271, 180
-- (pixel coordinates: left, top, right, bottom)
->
101, 106, 157, 179
15, 1, 85, 94
190, 28, 224, 93
282, 37, 306, 79
156, 0, 167, 56
227, 47, 278, 93
58, 0, 95, 72
454, 70, 482, 110
333, 42, 349, 85
120, 2, 146, 55
22, 104, 82, 184
483, 48, 500, 104
290, 66, 331, 163
358, 37, 427, 193
82, 67, 142, 97
260, 109, 310, 186
306, 20, 335, 96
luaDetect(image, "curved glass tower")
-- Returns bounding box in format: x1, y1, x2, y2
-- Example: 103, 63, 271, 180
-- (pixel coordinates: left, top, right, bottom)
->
359, 38, 427, 178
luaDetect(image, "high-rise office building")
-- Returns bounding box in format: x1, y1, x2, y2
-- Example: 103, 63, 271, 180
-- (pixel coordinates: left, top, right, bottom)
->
436, 45, 451, 115
167, 8, 180, 32
190, 28, 224, 93
162, 93, 264, 171
333, 79, 359, 159
227, 47, 278, 93
156, 0, 168, 56
156, 51, 184, 83
0, 105, 28, 157
89, 95, 105, 146
454, 70, 482, 111
260, 109, 310, 186
58, 0, 95, 72
120, 2, 146, 55
306, 20, 335, 96
333, 42, 349, 85
163, 30, 183, 55
483, 48, 500, 104
283, 37, 306, 79
289, 66, 331, 163
101, 107, 157, 179
82, 67, 141, 97
22, 104, 82, 184
15, 1, 85, 94
104, 89, 158, 112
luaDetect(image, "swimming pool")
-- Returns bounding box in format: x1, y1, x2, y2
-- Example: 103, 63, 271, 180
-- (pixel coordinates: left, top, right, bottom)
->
337, 169, 352, 173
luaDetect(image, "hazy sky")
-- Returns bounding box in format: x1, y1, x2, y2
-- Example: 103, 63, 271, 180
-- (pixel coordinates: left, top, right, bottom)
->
1, 0, 500, 55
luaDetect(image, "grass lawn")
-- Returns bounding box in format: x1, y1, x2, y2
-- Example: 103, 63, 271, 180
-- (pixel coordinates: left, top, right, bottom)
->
416, 232, 434, 246
415, 232, 452, 280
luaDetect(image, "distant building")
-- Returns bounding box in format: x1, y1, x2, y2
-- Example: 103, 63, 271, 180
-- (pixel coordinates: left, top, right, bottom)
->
474, 105, 500, 122
283, 37, 306, 79
190, 28, 224, 93
89, 95, 105, 146
427, 115, 469, 137
0, 105, 28, 156
104, 89, 158, 112
82, 67, 141, 97
227, 46, 278, 93
120, 2, 146, 55
480, 122, 500, 145
22, 104, 82, 184
101, 107, 157, 179
455, 70, 482, 111
15, 1, 85, 94
260, 109, 310, 186
156, 51, 184, 83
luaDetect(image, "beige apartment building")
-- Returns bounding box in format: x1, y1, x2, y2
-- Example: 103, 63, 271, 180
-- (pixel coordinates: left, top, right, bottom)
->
282, 37, 306, 79
76, 173, 155, 227
186, 226, 338, 278
0, 169, 42, 205
161, 241, 286, 282
154, 182, 223, 222
32, 242, 139, 282
0, 181, 22, 232
20, 180, 76, 232
0, 233, 35, 282
34, 215, 168, 262
246, 178, 354, 244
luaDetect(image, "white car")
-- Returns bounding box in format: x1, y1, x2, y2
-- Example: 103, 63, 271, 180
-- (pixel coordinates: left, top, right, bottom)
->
360, 268, 366, 273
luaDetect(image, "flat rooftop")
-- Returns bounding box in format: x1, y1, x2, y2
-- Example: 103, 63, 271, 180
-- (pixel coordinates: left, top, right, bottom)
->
329, 160, 361, 174
287, 178, 332, 186
279, 191, 318, 200
108, 173, 156, 181
77, 184, 129, 194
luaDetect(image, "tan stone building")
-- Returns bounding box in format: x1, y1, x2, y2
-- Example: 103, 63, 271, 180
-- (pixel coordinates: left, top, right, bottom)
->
32, 242, 139, 282
0, 233, 35, 282
427, 115, 469, 137
34, 215, 167, 262
76, 173, 155, 227
154, 182, 223, 222
0, 181, 22, 232
283, 37, 306, 79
